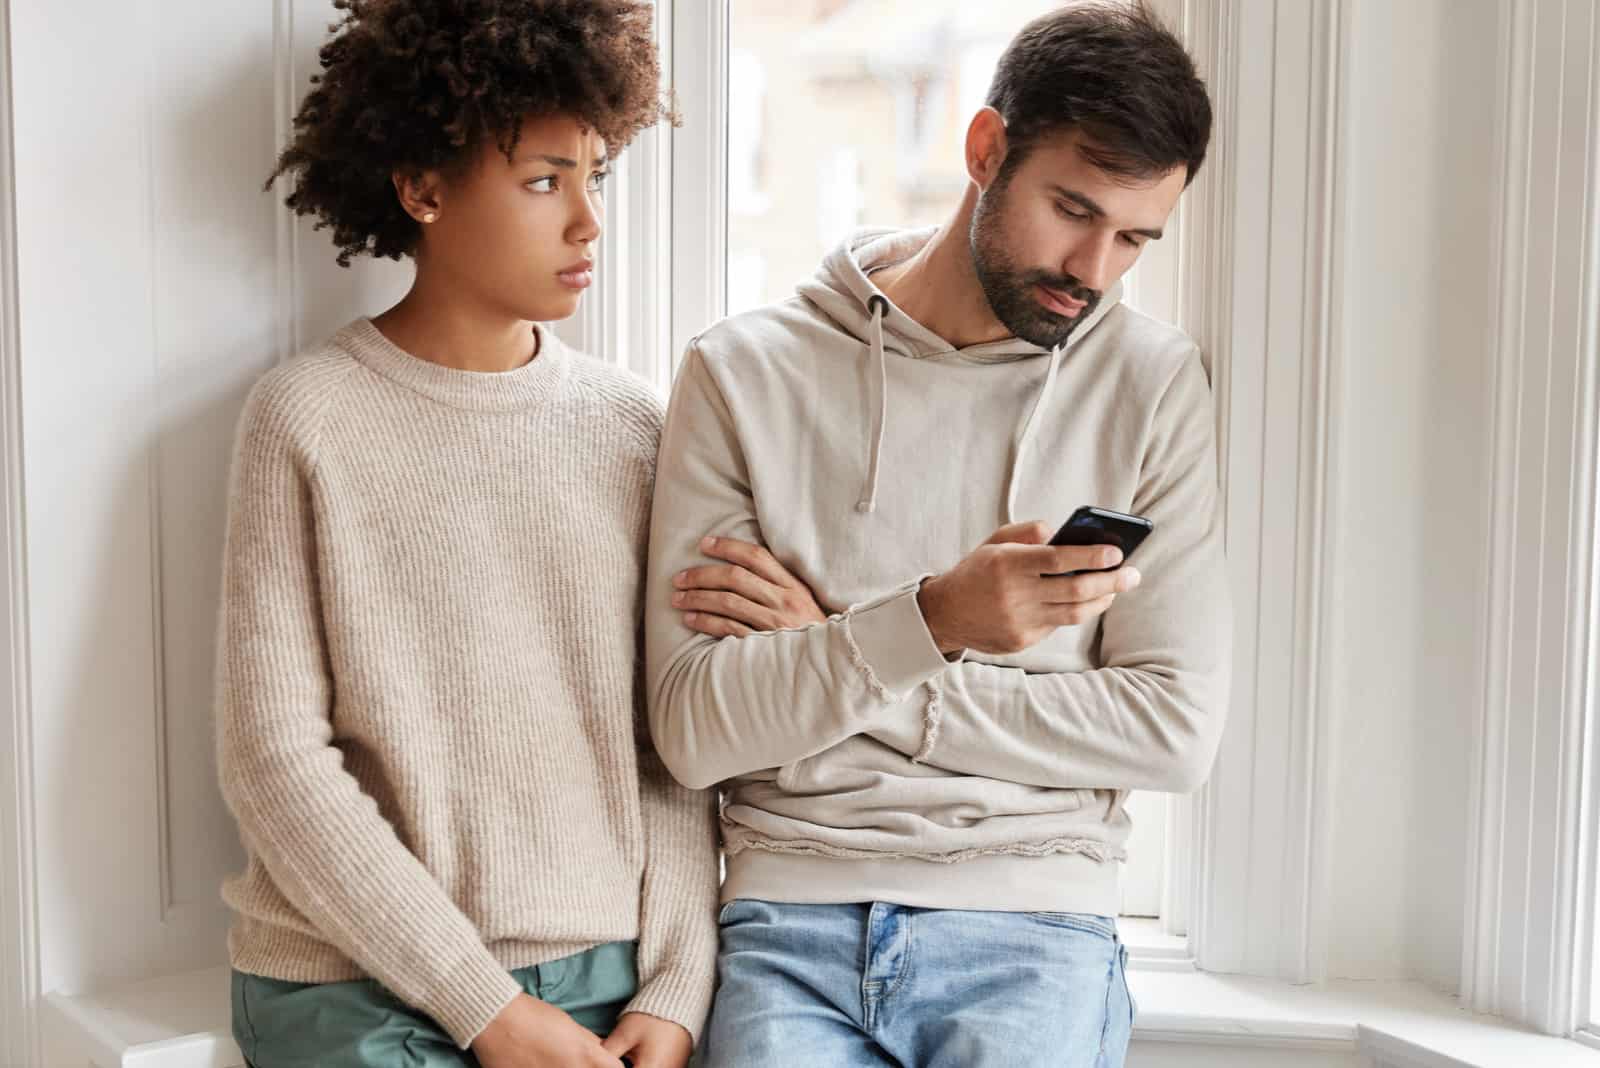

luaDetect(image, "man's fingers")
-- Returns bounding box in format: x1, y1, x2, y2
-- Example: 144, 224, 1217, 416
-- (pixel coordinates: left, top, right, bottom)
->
1045, 593, 1119, 626
1010, 542, 1124, 576
981, 520, 1052, 547
674, 589, 776, 629
1040, 565, 1141, 603
673, 562, 784, 609
698, 535, 793, 587
683, 611, 755, 639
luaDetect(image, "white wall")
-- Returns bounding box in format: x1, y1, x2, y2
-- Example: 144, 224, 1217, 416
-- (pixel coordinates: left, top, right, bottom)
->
1328, 0, 1498, 988
8, 0, 415, 999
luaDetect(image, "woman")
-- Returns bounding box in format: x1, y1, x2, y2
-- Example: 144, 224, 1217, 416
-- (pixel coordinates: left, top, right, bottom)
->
215, 3, 717, 1066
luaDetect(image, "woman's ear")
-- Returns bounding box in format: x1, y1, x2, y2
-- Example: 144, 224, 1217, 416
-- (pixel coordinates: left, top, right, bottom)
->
392, 169, 444, 225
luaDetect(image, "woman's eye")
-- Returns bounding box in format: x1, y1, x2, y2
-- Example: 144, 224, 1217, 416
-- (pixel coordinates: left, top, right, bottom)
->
587, 170, 611, 193
527, 176, 557, 193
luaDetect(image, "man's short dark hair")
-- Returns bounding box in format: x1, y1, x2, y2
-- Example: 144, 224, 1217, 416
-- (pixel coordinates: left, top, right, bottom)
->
985, 1, 1212, 186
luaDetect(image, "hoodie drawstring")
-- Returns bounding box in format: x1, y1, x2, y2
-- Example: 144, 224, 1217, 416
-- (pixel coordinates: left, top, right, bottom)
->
857, 293, 891, 513
856, 292, 1062, 522
1005, 343, 1063, 524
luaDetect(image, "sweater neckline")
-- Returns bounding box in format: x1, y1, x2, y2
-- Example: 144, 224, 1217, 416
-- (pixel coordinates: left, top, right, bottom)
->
337, 317, 569, 413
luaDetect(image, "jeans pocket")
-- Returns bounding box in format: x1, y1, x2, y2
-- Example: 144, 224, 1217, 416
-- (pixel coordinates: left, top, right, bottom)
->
1027, 911, 1118, 941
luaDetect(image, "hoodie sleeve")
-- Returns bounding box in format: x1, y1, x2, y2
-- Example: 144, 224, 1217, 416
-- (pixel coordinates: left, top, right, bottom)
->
867, 350, 1232, 793
645, 343, 951, 790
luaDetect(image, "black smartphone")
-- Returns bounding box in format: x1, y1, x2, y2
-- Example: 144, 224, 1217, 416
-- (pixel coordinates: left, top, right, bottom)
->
1047, 506, 1154, 576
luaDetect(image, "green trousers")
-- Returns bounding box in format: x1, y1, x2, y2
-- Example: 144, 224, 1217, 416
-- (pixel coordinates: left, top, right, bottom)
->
231, 940, 637, 1067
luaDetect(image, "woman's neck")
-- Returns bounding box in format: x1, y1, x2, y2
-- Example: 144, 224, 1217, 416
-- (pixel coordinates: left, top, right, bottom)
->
372, 272, 540, 374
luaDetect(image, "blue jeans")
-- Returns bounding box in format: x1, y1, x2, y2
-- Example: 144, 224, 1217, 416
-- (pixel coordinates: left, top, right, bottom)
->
696, 899, 1135, 1068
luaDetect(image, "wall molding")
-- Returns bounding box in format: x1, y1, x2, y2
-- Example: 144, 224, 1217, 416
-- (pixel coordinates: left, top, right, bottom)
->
1462, 0, 1600, 1035
1184, 0, 1350, 982
273, 0, 300, 365
0, 0, 41, 1057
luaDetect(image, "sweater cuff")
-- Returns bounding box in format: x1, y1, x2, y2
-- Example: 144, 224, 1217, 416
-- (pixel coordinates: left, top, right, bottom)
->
623, 958, 717, 1046
843, 577, 951, 698
427, 951, 524, 1050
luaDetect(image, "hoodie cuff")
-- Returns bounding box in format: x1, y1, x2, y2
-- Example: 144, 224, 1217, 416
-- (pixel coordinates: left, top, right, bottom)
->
842, 577, 951, 697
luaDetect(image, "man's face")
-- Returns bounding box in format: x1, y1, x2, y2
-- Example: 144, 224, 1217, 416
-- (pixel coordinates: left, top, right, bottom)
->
970, 128, 1188, 348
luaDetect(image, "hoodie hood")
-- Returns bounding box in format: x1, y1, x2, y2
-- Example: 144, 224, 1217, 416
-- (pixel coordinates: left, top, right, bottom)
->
794, 226, 1124, 520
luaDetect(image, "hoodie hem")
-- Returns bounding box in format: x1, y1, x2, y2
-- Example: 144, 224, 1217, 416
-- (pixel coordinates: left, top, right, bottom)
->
720, 844, 1121, 916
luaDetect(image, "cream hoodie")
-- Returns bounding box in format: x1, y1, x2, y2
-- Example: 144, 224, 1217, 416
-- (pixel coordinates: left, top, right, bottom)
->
645, 227, 1230, 916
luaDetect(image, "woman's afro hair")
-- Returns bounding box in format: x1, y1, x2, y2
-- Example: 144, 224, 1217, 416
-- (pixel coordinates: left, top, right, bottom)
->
267, 0, 674, 266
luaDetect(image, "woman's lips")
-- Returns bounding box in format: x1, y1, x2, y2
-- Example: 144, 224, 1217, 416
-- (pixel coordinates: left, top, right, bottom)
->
1036, 283, 1087, 317
557, 264, 594, 290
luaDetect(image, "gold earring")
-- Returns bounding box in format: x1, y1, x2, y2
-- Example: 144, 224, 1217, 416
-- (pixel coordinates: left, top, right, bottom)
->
421, 212, 437, 223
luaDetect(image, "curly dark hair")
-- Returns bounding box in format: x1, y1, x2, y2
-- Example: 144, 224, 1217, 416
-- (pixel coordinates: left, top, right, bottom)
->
267, 0, 674, 266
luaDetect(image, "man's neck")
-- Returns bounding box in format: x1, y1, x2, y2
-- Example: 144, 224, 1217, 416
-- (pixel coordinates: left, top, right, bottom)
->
872, 191, 1012, 350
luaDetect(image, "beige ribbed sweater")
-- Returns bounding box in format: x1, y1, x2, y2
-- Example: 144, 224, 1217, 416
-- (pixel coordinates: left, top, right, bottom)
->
215, 318, 718, 1050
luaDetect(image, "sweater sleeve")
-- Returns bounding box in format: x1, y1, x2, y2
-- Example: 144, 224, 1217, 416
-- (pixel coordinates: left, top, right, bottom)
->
866, 350, 1232, 792
644, 344, 949, 790
214, 376, 521, 1049
621, 418, 720, 1041
624, 707, 720, 1040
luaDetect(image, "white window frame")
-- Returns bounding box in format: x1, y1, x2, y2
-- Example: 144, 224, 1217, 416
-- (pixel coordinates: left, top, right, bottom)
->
1465, 0, 1600, 1044
0, 0, 39, 1063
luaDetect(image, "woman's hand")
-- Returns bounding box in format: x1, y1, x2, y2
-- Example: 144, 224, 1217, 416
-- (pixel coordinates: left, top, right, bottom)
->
470, 994, 624, 1068
671, 536, 827, 638
600, 1012, 693, 1068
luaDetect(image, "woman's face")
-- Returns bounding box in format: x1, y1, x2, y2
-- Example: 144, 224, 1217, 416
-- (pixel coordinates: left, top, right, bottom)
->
411, 114, 608, 324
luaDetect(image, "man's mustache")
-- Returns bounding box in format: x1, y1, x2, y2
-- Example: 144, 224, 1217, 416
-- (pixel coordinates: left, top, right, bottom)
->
1024, 272, 1100, 306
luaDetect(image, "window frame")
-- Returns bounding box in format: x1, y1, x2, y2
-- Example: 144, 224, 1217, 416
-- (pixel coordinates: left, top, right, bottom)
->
1464, 0, 1600, 1041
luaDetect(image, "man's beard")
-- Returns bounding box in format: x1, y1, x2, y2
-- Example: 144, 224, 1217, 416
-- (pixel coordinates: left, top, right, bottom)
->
970, 177, 1103, 349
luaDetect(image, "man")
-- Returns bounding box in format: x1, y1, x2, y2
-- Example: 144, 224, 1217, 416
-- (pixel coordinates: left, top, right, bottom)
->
646, 3, 1229, 1065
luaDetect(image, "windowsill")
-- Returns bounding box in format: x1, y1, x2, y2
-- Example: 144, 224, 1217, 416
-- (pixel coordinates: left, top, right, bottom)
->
1126, 967, 1600, 1066
1120, 916, 1196, 972
41, 960, 1600, 1068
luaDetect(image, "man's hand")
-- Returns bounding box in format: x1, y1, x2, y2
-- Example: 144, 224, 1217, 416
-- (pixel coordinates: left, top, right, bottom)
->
470, 993, 624, 1068
672, 535, 827, 638
917, 520, 1142, 656
600, 1012, 693, 1068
